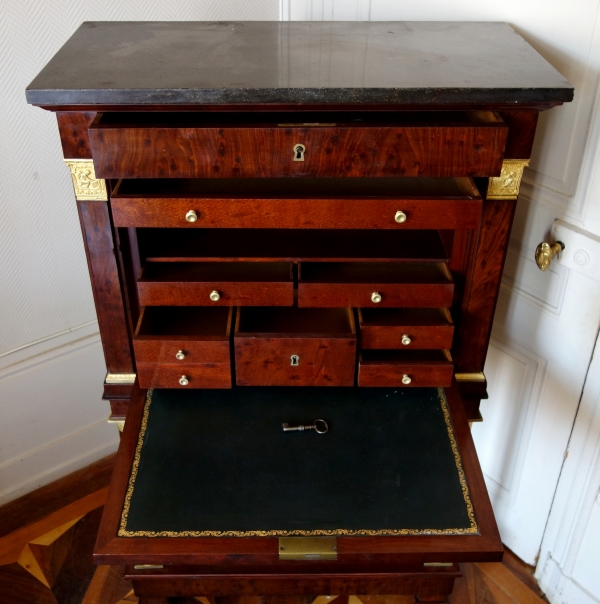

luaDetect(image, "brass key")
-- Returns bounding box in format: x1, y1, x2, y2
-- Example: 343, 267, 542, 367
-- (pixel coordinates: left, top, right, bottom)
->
282, 419, 328, 434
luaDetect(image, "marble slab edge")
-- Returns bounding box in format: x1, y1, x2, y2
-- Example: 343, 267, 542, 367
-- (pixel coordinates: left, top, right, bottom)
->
26, 86, 574, 107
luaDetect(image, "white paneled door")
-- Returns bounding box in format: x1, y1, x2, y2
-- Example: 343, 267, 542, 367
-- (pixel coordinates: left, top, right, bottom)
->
472, 240, 600, 564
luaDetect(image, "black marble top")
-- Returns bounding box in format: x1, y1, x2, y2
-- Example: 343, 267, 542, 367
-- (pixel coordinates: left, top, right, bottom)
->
26, 21, 573, 106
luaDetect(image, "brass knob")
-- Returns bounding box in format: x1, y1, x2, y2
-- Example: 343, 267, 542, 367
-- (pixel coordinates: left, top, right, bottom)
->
401, 374, 412, 385
209, 290, 220, 302
185, 210, 198, 223
401, 334, 412, 346
535, 241, 565, 271
179, 375, 189, 386
371, 292, 382, 303
175, 350, 186, 360
395, 211, 407, 224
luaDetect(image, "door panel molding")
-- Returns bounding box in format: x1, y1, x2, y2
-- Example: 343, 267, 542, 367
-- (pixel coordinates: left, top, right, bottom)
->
476, 333, 547, 502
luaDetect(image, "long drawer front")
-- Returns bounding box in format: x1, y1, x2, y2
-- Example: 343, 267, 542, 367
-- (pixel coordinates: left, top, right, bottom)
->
90, 110, 507, 179
110, 177, 482, 230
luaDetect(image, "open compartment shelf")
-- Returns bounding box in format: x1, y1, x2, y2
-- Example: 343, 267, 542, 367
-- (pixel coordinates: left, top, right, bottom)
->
137, 229, 450, 263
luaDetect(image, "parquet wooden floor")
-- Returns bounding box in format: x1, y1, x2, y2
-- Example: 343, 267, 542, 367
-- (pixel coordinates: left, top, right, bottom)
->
0, 456, 548, 604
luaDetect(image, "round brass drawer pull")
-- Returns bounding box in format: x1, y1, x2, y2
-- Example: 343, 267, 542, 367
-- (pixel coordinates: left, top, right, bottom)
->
401, 334, 412, 346
371, 292, 382, 304
175, 350, 186, 360
185, 210, 198, 223
209, 290, 221, 302
401, 374, 412, 385
395, 211, 407, 224
179, 375, 189, 386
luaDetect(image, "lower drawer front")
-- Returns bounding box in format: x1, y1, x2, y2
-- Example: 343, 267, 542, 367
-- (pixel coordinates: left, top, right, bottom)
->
358, 351, 453, 387
137, 363, 232, 388
235, 337, 356, 386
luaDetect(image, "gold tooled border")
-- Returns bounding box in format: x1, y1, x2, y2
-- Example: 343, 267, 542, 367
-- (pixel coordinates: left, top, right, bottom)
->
118, 388, 478, 537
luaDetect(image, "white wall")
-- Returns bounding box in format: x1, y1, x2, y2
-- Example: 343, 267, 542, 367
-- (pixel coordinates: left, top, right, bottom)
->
0, 0, 279, 505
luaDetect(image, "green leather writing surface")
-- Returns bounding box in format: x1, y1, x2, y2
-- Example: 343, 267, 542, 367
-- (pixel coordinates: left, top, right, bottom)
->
119, 387, 477, 537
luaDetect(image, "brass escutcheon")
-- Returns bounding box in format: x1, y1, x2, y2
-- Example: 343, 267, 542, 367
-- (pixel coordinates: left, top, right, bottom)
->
293, 144, 306, 161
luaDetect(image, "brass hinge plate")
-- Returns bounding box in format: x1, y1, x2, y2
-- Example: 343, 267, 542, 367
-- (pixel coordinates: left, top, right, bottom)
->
105, 373, 136, 385
278, 537, 338, 560
455, 372, 486, 383
424, 562, 454, 567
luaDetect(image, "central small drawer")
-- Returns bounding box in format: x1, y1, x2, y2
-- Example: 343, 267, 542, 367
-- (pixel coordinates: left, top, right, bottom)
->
234, 307, 356, 387
137, 262, 294, 306
89, 111, 507, 179
298, 262, 454, 308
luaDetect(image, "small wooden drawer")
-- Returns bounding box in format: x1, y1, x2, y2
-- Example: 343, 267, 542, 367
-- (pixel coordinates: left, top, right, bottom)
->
110, 177, 482, 230
137, 363, 232, 389
298, 262, 454, 308
234, 307, 356, 387
137, 262, 294, 306
358, 308, 454, 350
358, 350, 453, 387
133, 306, 232, 364
89, 111, 507, 179
134, 306, 233, 389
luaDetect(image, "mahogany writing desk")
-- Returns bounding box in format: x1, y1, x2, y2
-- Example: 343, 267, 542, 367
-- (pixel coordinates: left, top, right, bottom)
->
26, 21, 573, 603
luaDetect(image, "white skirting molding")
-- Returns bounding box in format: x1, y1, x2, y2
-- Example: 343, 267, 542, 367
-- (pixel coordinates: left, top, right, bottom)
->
0, 419, 118, 506
538, 557, 600, 604
0, 324, 119, 505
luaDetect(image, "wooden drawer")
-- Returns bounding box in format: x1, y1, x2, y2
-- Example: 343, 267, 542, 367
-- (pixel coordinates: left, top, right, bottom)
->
89, 111, 507, 179
111, 177, 482, 230
359, 308, 454, 350
358, 350, 453, 387
137, 262, 293, 306
298, 262, 454, 308
133, 306, 232, 364
234, 307, 356, 386
137, 363, 231, 389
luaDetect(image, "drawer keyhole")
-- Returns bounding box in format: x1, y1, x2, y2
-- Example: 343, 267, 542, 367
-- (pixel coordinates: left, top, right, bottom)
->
290, 354, 300, 366
293, 144, 305, 162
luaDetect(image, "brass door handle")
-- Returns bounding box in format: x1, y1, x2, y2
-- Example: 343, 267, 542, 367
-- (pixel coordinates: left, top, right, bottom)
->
535, 241, 565, 271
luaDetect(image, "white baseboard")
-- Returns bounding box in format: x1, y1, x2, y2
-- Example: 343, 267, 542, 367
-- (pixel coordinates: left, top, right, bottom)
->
0, 420, 118, 505
537, 557, 600, 604
0, 324, 120, 505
